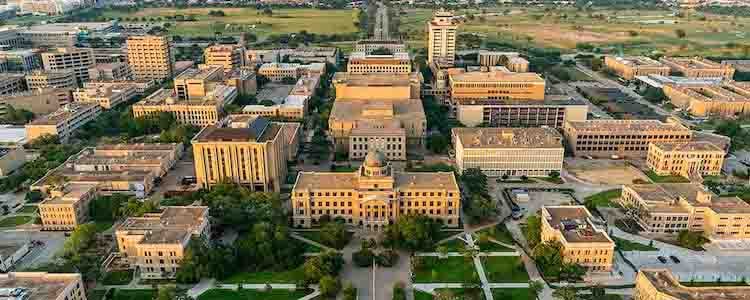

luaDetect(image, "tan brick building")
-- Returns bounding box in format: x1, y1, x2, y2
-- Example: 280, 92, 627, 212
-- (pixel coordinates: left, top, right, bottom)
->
563, 118, 692, 158
329, 99, 426, 151
0, 88, 72, 116
39, 183, 97, 231
354, 39, 407, 54
663, 81, 750, 117
25, 69, 78, 90
126, 35, 174, 81
647, 141, 726, 179
332, 72, 421, 101
40, 48, 95, 85
477, 51, 530, 72
87, 62, 132, 81
25, 102, 102, 143
115, 206, 210, 279
0, 272, 87, 300
132, 85, 236, 127
204, 44, 245, 70
347, 52, 411, 74
73, 83, 137, 109
604, 56, 671, 80
241, 74, 318, 120
349, 126, 406, 161
258, 62, 326, 82
660, 57, 735, 79
541, 205, 615, 272
455, 99, 589, 128
634, 269, 750, 300
427, 10, 458, 66
292, 150, 460, 229
448, 69, 546, 108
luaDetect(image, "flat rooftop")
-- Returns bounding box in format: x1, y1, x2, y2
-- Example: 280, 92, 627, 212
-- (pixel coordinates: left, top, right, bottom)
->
661, 57, 725, 69
135, 86, 230, 106
543, 206, 613, 244
175, 67, 222, 81
294, 170, 459, 191
118, 206, 208, 244
651, 141, 724, 152
628, 183, 750, 213
0, 242, 27, 258
641, 269, 750, 300
608, 55, 666, 67
449, 70, 545, 83
94, 143, 181, 152
193, 117, 280, 143
0, 272, 81, 300
0, 125, 26, 145
40, 183, 97, 205
28, 103, 98, 125
330, 99, 424, 122
333, 72, 419, 86
257, 84, 294, 103
667, 81, 750, 103
349, 51, 410, 61
452, 127, 563, 149
24, 21, 115, 33
565, 119, 690, 133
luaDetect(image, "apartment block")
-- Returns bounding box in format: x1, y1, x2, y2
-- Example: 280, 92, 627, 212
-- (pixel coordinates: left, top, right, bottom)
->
452, 127, 564, 177
634, 269, 750, 300
0, 74, 26, 95
354, 39, 407, 54
621, 183, 750, 239
663, 81, 750, 117
192, 115, 300, 192
126, 35, 174, 81
115, 206, 210, 279
203, 44, 244, 70
329, 99, 426, 150
0, 88, 72, 116
132, 81, 237, 127
292, 150, 461, 228
40, 48, 95, 85
541, 205, 614, 272
660, 57, 735, 79
456, 98, 589, 128
604, 56, 671, 80
87, 62, 132, 81
563, 118, 692, 158
25, 102, 101, 143
347, 51, 411, 74
332, 72, 421, 100
38, 183, 97, 231
0, 272, 87, 300
427, 10, 458, 66
647, 141, 726, 179
257, 62, 326, 82
73, 83, 137, 109
25, 69, 77, 89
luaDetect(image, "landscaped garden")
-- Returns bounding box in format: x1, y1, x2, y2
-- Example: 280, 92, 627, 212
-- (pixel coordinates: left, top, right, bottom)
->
647, 171, 690, 183
101, 270, 133, 285
412, 256, 479, 283
222, 266, 305, 284
482, 256, 530, 283
613, 237, 658, 252
0, 215, 32, 227
197, 288, 311, 300
584, 189, 622, 208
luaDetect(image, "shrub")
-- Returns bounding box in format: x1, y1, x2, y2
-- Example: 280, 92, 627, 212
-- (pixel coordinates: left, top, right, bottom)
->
352, 249, 374, 267
376, 250, 399, 267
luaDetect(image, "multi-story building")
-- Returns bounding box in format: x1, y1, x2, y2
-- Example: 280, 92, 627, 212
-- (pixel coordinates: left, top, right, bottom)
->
604, 56, 671, 80
25, 69, 77, 90
541, 205, 614, 272
329, 99, 426, 151
0, 26, 25, 49
452, 127, 564, 177
621, 183, 750, 239
25, 102, 101, 143
191, 115, 300, 192
0, 147, 26, 177
132, 84, 236, 127
286, 47, 339, 65
448, 68, 546, 105
224, 68, 257, 97
0, 49, 42, 72
347, 52, 411, 74
20, 21, 116, 48
634, 269, 750, 300
647, 141, 726, 179
73, 83, 137, 109
332, 72, 421, 100
0, 88, 72, 116
172, 67, 224, 100
38, 183, 97, 231
204, 44, 245, 70
126, 35, 173, 82
87, 62, 132, 81
563, 118, 693, 158
660, 57, 736, 79
292, 150, 460, 229
354, 39, 407, 54
40, 48, 95, 85
0, 272, 87, 300
257, 62, 326, 82
245, 49, 280, 65
85, 80, 156, 97
0, 73, 26, 95
427, 10, 458, 66
92, 47, 128, 64
456, 98, 589, 128
241, 74, 318, 120
477, 51, 530, 72
663, 81, 750, 117
349, 123, 406, 161
115, 206, 210, 279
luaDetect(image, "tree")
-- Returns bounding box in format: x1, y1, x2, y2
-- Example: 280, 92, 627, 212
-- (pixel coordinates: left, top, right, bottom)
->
437, 245, 449, 258
591, 285, 606, 298
525, 215, 542, 248
63, 223, 97, 257
25, 191, 43, 203
342, 282, 356, 300
675, 28, 687, 38
303, 251, 344, 283
549, 170, 560, 179
392, 282, 407, 300
319, 275, 341, 298
156, 285, 176, 300
529, 280, 544, 300
427, 134, 450, 154
320, 220, 349, 249
382, 214, 442, 251
461, 168, 488, 197
352, 248, 374, 267
677, 230, 708, 250
465, 193, 495, 224
643, 86, 667, 103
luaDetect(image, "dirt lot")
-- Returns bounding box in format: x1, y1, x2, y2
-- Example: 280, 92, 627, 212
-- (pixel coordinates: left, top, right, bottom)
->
565, 158, 649, 185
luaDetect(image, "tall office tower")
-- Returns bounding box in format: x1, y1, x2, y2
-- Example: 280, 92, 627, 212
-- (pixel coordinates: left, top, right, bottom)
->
373, 2, 390, 40
126, 35, 174, 82
427, 10, 458, 66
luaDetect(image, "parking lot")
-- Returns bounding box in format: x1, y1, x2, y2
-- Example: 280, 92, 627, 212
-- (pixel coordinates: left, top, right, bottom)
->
0, 230, 67, 270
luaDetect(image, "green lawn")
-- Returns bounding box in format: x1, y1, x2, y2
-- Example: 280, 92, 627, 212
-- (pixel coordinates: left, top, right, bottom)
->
482, 256, 530, 283
434, 288, 485, 300
17, 205, 38, 214
584, 189, 623, 208
492, 288, 533, 300
110, 289, 156, 300
435, 238, 466, 252
647, 171, 690, 183
101, 270, 133, 285
0, 216, 32, 227
613, 237, 658, 252
297, 231, 353, 250
223, 266, 305, 284
436, 230, 462, 241
92, 220, 115, 233
413, 256, 478, 283
476, 240, 515, 252
293, 237, 321, 253
477, 223, 515, 245
198, 289, 310, 300
414, 290, 435, 300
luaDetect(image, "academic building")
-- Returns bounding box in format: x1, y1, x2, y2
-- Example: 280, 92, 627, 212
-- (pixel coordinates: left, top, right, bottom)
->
40, 47, 95, 85
452, 127, 564, 177
0, 88, 72, 116
427, 10, 458, 66
25, 69, 78, 90
0, 74, 27, 96
203, 44, 245, 70
448, 68, 546, 104
621, 183, 750, 239
73, 83, 137, 109
634, 269, 750, 300
456, 98, 589, 128
191, 115, 300, 192
347, 52, 411, 74
563, 118, 693, 158
38, 183, 97, 231
292, 150, 461, 229
604, 56, 671, 80
329, 99, 426, 152
332, 72, 421, 100
541, 205, 615, 272
647, 141, 726, 180
257, 62, 326, 82
477, 51, 530, 72
660, 57, 735, 79
354, 39, 407, 55
88, 62, 132, 81
0, 272, 87, 300
115, 206, 210, 279
126, 35, 174, 81
662, 81, 750, 117
25, 102, 102, 143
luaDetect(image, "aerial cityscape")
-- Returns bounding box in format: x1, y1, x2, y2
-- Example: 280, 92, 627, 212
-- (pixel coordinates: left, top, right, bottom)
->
0, 0, 749, 299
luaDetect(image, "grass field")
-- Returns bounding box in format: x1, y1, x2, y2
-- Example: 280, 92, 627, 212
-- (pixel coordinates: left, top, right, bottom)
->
414, 290, 435, 300
101, 270, 133, 285
0, 216, 32, 227
413, 256, 478, 283
435, 238, 466, 252
647, 171, 691, 183
223, 266, 305, 284
198, 289, 310, 300
477, 223, 515, 245
584, 189, 623, 208
17, 205, 38, 214
613, 236, 658, 251
482, 256, 530, 283
110, 289, 156, 300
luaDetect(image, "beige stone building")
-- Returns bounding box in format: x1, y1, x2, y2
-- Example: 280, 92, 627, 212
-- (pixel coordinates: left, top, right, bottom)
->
40, 48, 95, 85
660, 57, 735, 79
286, 47, 339, 65
456, 98, 589, 128
477, 51, 530, 72
292, 150, 460, 228
73, 83, 137, 109
604, 56, 671, 80
204, 44, 245, 70
349, 126, 406, 161
0, 272, 87, 300
38, 183, 97, 231
448, 68, 546, 105
663, 81, 750, 117
427, 10, 458, 66
621, 183, 750, 239
87, 62, 132, 81
192, 115, 300, 192
115, 206, 210, 279
354, 39, 407, 54
329, 99, 426, 151
452, 127, 564, 177
126, 35, 174, 82
0, 88, 72, 116
25, 102, 102, 143
563, 118, 693, 158
174, 67, 224, 100
258, 62, 326, 82
647, 141, 725, 179
541, 205, 615, 272
224, 68, 257, 97
25, 69, 78, 90
634, 269, 750, 300
132, 84, 237, 127
347, 52, 411, 74
332, 72, 422, 101
242, 74, 318, 120
85, 80, 157, 97
0, 74, 26, 96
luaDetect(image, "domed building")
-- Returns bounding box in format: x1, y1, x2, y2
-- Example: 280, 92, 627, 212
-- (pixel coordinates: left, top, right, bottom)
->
291, 150, 460, 229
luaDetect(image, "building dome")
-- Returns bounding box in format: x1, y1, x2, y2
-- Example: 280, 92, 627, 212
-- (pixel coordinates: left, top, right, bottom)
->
363, 150, 387, 168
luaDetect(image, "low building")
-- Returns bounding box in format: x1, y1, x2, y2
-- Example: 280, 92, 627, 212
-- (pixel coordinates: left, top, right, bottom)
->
660, 57, 735, 79
287, 47, 338, 65
448, 69, 546, 107
25, 69, 77, 89
73, 83, 137, 109
0, 146, 25, 177
349, 124, 406, 161
258, 62, 326, 82
92, 47, 127, 64
647, 141, 726, 179
621, 183, 750, 239
634, 269, 750, 300
0, 242, 30, 272
85, 80, 156, 96
20, 21, 116, 48
663, 81, 750, 117
40, 47, 95, 85
477, 51, 530, 72
25, 102, 101, 143
0, 88, 72, 116
132, 85, 236, 127
115, 206, 210, 279
563, 118, 693, 158
347, 51, 411, 74
242, 74, 319, 120
0, 74, 26, 96
224, 68, 257, 97
292, 150, 461, 229
87, 62, 132, 81
203, 44, 244, 70
0, 272, 86, 299
354, 39, 407, 54
245, 49, 280, 65
329, 99, 426, 151
604, 56, 671, 80
452, 127, 564, 177
456, 98, 589, 128
722, 59, 750, 73
38, 183, 97, 231
332, 72, 421, 101
192, 115, 300, 192
541, 205, 614, 272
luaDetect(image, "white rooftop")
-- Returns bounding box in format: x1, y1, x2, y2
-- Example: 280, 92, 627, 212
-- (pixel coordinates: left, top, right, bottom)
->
0, 125, 26, 145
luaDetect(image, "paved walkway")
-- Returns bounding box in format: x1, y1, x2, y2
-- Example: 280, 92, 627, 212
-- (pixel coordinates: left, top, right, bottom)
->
415, 251, 520, 257
465, 234, 494, 300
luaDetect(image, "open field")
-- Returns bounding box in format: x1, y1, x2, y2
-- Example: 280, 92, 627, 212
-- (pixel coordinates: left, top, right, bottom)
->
222, 266, 305, 284
566, 159, 649, 185
400, 7, 750, 57
413, 256, 478, 283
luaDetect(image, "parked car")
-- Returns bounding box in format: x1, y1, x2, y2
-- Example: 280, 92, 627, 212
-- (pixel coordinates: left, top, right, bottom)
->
657, 256, 668, 264
669, 255, 680, 264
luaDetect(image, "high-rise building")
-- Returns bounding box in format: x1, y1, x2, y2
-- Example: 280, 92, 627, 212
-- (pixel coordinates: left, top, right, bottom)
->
427, 10, 458, 66
126, 35, 174, 82
40, 48, 95, 85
